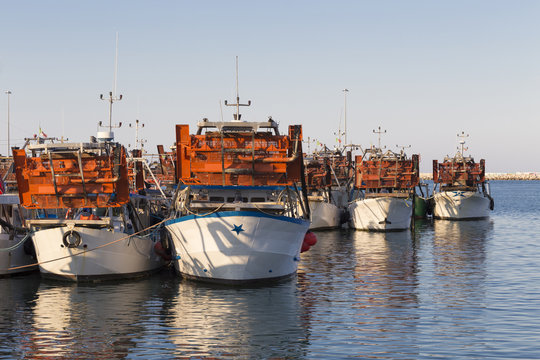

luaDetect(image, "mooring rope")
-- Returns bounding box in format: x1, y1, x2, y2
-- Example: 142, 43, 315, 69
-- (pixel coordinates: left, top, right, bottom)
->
4, 217, 171, 272
252, 203, 285, 217
181, 203, 225, 217
0, 232, 33, 252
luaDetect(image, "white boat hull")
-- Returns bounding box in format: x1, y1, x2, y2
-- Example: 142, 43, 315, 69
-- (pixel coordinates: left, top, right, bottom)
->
348, 196, 412, 231
165, 211, 310, 283
0, 234, 36, 276
0, 194, 36, 276
308, 200, 342, 230
32, 227, 164, 281
433, 191, 491, 220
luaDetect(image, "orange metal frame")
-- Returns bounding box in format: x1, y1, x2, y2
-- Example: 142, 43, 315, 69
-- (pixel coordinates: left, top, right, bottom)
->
13, 146, 130, 209
175, 124, 303, 186
433, 159, 485, 186
305, 153, 352, 191
354, 154, 420, 190
156, 145, 176, 184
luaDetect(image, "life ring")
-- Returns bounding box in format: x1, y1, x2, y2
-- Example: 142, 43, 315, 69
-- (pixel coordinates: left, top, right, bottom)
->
63, 230, 82, 248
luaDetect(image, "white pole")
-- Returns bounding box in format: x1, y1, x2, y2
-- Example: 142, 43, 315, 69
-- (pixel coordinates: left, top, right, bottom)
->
235, 56, 240, 120
5, 91, 12, 154
343, 89, 349, 147
114, 32, 119, 97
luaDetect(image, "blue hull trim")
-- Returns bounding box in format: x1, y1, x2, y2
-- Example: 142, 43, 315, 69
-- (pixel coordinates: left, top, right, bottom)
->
177, 185, 287, 191
165, 211, 309, 226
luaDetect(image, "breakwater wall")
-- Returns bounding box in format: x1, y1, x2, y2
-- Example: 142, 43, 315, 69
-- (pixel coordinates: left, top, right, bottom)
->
420, 173, 540, 181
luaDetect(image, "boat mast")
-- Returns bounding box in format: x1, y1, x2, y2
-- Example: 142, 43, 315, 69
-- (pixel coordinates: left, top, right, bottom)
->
457, 131, 469, 156
373, 126, 387, 150
224, 56, 251, 121
129, 119, 146, 150
343, 89, 349, 147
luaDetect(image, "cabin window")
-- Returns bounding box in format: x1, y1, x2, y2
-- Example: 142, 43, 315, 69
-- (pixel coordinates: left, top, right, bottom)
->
210, 197, 224, 202
95, 208, 108, 217
250, 197, 266, 202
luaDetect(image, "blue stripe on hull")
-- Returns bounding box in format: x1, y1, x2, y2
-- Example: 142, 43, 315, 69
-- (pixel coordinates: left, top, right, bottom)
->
165, 211, 309, 226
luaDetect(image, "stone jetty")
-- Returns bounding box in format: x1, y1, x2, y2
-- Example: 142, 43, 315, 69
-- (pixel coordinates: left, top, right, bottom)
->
420, 173, 540, 180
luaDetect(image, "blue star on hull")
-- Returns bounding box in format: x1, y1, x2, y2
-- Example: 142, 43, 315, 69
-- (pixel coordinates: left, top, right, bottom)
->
231, 224, 245, 235
452, 191, 466, 198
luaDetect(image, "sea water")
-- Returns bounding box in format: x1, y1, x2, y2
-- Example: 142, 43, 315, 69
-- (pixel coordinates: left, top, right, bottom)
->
1, 180, 539, 359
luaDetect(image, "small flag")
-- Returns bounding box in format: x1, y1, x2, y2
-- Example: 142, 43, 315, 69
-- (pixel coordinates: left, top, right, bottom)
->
39, 127, 47, 138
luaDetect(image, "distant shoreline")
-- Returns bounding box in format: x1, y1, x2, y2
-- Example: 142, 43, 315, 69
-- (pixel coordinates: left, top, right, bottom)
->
420, 173, 540, 181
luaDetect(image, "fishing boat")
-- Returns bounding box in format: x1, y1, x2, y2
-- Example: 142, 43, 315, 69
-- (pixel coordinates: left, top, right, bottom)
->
1, 155, 38, 276
164, 80, 311, 283
432, 132, 494, 220
414, 181, 430, 218
12, 138, 165, 281
0, 192, 37, 276
348, 136, 420, 231
303, 147, 352, 229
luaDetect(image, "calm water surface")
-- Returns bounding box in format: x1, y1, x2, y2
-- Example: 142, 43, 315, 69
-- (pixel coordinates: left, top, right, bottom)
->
1, 181, 539, 359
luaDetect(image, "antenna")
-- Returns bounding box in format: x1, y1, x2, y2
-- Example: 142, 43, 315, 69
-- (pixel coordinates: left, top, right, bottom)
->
343, 89, 349, 146
457, 131, 469, 155
129, 119, 146, 150
98, 33, 123, 140
396, 144, 411, 156
114, 32, 119, 97
334, 108, 345, 149
220, 100, 224, 122
60, 107, 68, 143
224, 56, 251, 121
373, 126, 387, 149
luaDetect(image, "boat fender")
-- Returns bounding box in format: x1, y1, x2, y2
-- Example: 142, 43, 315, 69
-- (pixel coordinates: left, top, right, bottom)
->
154, 241, 172, 261
488, 195, 494, 210
340, 210, 350, 224
62, 230, 82, 248
426, 198, 434, 216
304, 231, 317, 246
301, 231, 317, 253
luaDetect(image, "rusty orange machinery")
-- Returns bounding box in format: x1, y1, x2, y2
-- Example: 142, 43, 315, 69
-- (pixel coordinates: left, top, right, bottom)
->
354, 154, 420, 190
305, 158, 332, 191
0, 157, 15, 185
12, 146, 130, 209
305, 154, 353, 191
156, 145, 176, 184
174, 124, 304, 186
433, 159, 485, 186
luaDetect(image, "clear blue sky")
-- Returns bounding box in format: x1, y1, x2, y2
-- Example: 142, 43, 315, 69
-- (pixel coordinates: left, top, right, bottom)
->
1, 0, 539, 172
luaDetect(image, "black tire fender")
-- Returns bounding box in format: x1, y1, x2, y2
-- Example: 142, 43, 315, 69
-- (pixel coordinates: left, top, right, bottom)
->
63, 230, 82, 248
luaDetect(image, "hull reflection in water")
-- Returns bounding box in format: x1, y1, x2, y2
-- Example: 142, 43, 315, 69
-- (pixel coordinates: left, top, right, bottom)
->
432, 219, 491, 283
165, 279, 309, 358
350, 230, 419, 306
18, 278, 166, 359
